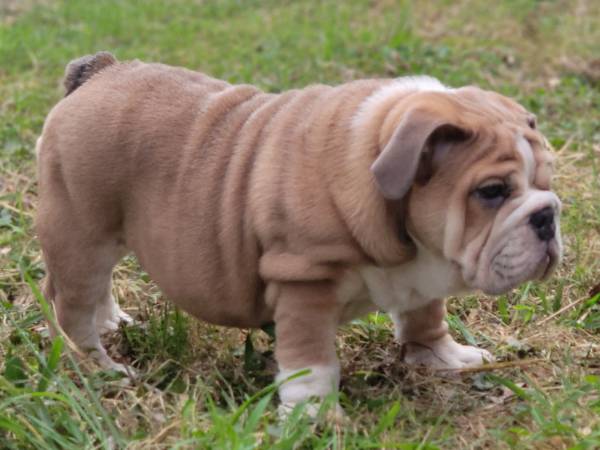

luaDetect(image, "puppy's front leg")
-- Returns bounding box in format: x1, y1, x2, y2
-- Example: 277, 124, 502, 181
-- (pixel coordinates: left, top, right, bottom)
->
273, 281, 342, 415
392, 299, 493, 369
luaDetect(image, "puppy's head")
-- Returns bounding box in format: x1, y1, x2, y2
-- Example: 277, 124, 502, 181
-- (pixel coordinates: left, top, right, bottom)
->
371, 86, 562, 295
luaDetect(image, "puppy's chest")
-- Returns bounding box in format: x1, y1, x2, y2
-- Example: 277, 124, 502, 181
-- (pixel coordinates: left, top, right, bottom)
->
337, 250, 464, 323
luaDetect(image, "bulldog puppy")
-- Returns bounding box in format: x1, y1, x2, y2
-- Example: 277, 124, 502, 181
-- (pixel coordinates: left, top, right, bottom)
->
36, 52, 562, 412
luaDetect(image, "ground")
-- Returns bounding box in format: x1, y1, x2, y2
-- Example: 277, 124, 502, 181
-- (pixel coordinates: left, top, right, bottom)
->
0, 0, 599, 448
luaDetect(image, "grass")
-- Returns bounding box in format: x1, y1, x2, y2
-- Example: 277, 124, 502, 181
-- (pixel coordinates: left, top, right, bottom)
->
1, 0, 599, 448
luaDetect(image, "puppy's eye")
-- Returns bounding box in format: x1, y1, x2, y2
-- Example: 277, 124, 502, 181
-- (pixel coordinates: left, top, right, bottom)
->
475, 182, 510, 208
477, 184, 507, 199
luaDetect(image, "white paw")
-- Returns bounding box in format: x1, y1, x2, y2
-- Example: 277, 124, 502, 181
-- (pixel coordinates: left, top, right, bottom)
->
277, 364, 340, 404
277, 363, 343, 421
115, 308, 134, 324
403, 334, 494, 370
96, 296, 134, 335
278, 401, 346, 424
88, 348, 136, 376
97, 319, 120, 334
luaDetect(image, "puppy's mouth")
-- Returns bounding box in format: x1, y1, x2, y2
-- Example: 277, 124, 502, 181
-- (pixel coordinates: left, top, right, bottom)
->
539, 244, 560, 281
479, 242, 560, 296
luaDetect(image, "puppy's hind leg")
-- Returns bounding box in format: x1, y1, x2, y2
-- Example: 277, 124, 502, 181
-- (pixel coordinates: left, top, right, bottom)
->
39, 229, 128, 373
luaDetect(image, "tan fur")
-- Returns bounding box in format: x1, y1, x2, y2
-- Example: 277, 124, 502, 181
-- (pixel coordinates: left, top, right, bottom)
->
36, 54, 560, 408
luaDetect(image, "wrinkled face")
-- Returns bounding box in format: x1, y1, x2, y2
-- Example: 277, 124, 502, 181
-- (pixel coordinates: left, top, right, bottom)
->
407, 108, 562, 295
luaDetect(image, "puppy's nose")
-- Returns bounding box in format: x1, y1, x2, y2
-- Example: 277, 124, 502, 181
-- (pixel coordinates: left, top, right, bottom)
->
529, 206, 555, 241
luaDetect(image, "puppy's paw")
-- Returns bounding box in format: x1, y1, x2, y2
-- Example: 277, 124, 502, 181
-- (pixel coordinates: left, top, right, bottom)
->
97, 319, 120, 334
276, 364, 345, 423
278, 401, 347, 425
97, 312, 133, 335
88, 348, 136, 377
96, 296, 134, 335
113, 308, 134, 325
403, 334, 494, 370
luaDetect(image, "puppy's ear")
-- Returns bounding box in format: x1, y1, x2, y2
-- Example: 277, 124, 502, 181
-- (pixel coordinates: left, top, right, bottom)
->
370, 108, 471, 200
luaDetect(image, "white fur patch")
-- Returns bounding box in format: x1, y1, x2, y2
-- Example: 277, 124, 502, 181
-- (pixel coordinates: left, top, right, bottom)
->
277, 363, 340, 404
394, 75, 448, 92
337, 238, 466, 320
352, 76, 448, 129
516, 134, 535, 183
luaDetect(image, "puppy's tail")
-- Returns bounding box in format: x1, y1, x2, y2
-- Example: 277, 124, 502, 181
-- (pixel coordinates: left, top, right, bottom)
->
63, 51, 117, 96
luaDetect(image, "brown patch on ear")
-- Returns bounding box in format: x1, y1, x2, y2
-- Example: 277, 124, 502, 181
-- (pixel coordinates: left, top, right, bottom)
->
416, 124, 472, 184
370, 109, 471, 199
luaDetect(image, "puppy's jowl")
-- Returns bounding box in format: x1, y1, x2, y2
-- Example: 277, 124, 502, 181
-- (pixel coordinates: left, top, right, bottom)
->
36, 53, 562, 412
